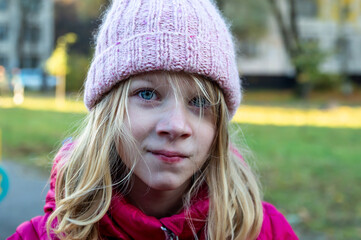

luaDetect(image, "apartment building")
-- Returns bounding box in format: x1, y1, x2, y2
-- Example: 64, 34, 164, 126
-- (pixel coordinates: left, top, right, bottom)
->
0, 0, 54, 72
238, 0, 361, 85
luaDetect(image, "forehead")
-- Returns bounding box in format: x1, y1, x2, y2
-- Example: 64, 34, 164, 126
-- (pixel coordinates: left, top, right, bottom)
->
131, 71, 202, 92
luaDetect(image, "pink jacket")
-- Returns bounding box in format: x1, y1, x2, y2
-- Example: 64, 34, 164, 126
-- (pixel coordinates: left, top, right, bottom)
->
8, 145, 299, 240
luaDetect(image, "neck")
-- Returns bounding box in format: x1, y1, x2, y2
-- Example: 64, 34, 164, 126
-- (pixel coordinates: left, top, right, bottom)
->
126, 176, 190, 218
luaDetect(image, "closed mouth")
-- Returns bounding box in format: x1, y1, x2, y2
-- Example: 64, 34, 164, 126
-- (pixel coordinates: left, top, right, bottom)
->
149, 150, 189, 158
148, 149, 190, 163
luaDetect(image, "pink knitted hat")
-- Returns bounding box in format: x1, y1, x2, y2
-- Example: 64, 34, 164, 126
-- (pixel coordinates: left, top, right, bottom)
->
84, 0, 241, 117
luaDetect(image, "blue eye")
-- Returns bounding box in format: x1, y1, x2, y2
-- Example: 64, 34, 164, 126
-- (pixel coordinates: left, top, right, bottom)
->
190, 96, 210, 108
138, 89, 156, 100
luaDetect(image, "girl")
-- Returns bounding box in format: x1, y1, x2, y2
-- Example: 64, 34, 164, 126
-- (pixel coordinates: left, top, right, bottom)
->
9, 0, 298, 239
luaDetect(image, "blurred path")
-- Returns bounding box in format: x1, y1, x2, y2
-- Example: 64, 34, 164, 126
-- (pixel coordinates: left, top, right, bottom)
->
0, 160, 49, 239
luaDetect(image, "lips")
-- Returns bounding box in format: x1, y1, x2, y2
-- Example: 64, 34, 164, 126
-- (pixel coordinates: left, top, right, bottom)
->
149, 150, 189, 163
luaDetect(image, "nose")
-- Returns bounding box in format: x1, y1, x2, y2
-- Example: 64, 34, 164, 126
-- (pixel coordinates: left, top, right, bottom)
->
156, 103, 192, 140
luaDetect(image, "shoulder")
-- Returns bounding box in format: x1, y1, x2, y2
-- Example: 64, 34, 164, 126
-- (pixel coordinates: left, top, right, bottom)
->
50, 139, 74, 190
256, 202, 299, 240
7, 215, 51, 240
45, 139, 74, 213
7, 141, 73, 240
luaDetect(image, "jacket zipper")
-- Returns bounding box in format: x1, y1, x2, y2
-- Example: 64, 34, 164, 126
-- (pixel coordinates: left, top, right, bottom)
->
161, 226, 179, 240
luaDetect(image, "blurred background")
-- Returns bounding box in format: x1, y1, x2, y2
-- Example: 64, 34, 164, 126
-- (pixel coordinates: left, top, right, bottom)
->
0, 0, 361, 239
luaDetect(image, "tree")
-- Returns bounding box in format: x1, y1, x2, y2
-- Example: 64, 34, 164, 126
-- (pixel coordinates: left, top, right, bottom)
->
266, 0, 313, 97
266, 0, 353, 97
54, 0, 110, 54
46, 33, 77, 103
217, 0, 269, 40
335, 0, 354, 95
216, 0, 269, 55
73, 0, 110, 21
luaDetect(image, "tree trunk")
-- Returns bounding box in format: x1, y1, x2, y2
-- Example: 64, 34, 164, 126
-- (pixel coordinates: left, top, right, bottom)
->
267, 0, 312, 98
267, 0, 293, 55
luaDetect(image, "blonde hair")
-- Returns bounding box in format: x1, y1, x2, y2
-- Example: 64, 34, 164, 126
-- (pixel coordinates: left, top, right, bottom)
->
47, 72, 263, 240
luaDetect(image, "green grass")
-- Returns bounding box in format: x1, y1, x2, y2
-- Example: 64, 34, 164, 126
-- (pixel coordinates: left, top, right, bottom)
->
0, 107, 85, 169
243, 88, 361, 108
1, 104, 360, 239
235, 124, 361, 239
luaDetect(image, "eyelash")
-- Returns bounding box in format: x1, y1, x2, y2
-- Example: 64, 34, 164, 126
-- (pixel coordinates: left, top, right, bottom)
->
134, 88, 210, 109
189, 96, 210, 109
135, 89, 158, 101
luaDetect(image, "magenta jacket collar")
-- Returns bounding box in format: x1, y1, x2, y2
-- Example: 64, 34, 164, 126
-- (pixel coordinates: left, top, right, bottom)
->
99, 189, 209, 240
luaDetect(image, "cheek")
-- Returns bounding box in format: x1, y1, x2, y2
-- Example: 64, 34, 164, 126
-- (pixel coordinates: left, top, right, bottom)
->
117, 140, 132, 169
117, 117, 153, 168
197, 122, 216, 159
126, 107, 154, 142
116, 125, 142, 170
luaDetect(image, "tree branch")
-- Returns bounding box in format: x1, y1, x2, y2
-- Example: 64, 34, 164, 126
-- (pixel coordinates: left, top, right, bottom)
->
290, 0, 300, 51
267, 0, 294, 57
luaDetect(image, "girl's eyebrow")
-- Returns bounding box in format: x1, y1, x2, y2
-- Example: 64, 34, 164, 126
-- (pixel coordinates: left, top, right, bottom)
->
131, 77, 161, 86
130, 78, 165, 92
130, 77, 155, 85
134, 73, 160, 80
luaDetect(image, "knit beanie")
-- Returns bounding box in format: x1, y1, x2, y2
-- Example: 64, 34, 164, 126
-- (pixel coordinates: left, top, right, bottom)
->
84, 0, 241, 117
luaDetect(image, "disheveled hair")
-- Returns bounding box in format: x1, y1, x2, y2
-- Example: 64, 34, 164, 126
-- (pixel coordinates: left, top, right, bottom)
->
47, 72, 263, 240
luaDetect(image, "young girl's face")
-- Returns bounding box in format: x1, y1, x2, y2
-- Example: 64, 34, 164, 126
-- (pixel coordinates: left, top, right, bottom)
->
119, 72, 216, 192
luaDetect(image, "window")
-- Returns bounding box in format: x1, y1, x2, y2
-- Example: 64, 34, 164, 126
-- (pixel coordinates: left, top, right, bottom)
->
0, 24, 8, 41
302, 37, 319, 45
0, 54, 8, 68
21, 0, 42, 13
24, 26, 40, 43
336, 37, 350, 55
296, 0, 318, 18
20, 56, 39, 68
0, 0, 8, 11
240, 40, 259, 58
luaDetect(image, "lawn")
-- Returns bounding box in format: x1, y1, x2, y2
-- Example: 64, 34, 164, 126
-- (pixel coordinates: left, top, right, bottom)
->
0, 95, 360, 239
233, 124, 361, 239
0, 107, 85, 169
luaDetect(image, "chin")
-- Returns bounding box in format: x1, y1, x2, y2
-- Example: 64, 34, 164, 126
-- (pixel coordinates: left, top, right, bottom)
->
146, 177, 189, 192
149, 181, 183, 191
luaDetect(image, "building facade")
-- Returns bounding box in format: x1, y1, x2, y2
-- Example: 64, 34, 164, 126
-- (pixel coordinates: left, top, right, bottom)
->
0, 0, 54, 72
238, 0, 361, 83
